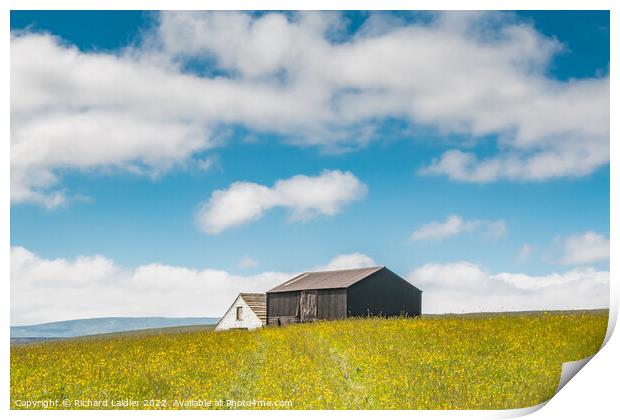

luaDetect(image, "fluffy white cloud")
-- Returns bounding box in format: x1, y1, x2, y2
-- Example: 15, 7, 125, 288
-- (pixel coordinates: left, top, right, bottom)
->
558, 231, 610, 265
418, 139, 610, 182
11, 34, 217, 207
195, 170, 367, 233
315, 253, 377, 271
410, 214, 506, 241
408, 261, 609, 313
411, 215, 470, 240
10, 246, 291, 325
11, 11, 609, 205
157, 11, 609, 182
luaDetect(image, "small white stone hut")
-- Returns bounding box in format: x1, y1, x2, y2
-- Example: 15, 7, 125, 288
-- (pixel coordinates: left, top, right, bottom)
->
215, 293, 266, 331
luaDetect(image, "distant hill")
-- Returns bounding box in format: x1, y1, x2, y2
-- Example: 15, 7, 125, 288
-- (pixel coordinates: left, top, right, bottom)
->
10, 317, 219, 339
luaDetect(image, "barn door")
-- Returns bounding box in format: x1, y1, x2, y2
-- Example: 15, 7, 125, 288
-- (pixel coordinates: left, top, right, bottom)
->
299, 290, 318, 322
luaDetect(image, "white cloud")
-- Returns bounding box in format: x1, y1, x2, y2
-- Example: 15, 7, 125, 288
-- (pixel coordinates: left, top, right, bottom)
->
418, 141, 610, 182
238, 256, 259, 269
10, 246, 291, 325
195, 170, 367, 233
11, 11, 609, 205
410, 215, 469, 240
410, 214, 506, 241
408, 261, 609, 313
315, 253, 377, 271
558, 231, 610, 265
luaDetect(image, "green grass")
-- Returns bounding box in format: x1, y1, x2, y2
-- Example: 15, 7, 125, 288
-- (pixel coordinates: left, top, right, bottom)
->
11, 310, 608, 409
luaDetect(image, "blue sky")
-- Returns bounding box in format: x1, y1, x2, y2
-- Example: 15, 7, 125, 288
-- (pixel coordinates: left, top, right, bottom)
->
10, 11, 609, 322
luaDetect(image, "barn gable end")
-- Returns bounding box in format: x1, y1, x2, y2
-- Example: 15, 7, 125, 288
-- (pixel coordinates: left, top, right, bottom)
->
215, 293, 266, 331
346, 267, 422, 317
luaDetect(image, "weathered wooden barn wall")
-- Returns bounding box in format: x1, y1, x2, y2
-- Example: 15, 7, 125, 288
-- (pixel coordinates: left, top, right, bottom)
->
317, 289, 347, 320
267, 289, 348, 325
266, 291, 300, 325
347, 268, 421, 317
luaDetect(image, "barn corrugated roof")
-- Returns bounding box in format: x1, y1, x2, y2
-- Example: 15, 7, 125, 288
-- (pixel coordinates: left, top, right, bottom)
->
240, 293, 266, 325
267, 266, 384, 293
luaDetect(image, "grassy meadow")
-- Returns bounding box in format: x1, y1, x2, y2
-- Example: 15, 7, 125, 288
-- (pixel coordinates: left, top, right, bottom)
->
11, 310, 608, 410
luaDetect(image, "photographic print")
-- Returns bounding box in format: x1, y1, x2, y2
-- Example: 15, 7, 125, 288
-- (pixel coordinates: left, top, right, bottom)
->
9, 8, 610, 411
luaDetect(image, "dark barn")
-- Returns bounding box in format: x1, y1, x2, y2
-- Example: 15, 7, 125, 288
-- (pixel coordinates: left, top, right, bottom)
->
266, 266, 422, 326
